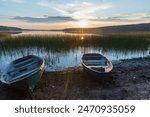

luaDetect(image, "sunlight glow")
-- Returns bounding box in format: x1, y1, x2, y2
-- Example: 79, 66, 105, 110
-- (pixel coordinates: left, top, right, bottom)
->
81, 36, 84, 40
76, 20, 89, 28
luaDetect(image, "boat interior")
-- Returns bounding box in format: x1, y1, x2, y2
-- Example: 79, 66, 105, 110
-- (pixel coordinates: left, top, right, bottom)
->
82, 54, 113, 72
6, 56, 42, 82
82, 55, 108, 66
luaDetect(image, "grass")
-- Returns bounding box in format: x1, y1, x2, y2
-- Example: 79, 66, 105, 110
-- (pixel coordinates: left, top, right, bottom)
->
0, 32, 150, 53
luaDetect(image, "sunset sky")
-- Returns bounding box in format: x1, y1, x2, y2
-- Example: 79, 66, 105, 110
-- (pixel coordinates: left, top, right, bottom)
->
0, 0, 150, 29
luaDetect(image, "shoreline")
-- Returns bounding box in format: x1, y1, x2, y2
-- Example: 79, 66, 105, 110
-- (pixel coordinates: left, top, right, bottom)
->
0, 56, 150, 100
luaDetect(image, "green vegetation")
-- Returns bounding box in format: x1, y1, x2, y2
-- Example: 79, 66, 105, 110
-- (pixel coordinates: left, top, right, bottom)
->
0, 33, 150, 53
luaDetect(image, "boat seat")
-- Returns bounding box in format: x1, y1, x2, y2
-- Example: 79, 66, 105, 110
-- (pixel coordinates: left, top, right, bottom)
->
83, 60, 101, 62
84, 60, 107, 64
19, 68, 28, 73
13, 55, 33, 64
82, 57, 102, 60
14, 59, 34, 68
7, 60, 40, 76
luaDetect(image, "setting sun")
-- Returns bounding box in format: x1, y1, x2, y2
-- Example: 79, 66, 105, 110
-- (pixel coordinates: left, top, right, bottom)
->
76, 20, 89, 28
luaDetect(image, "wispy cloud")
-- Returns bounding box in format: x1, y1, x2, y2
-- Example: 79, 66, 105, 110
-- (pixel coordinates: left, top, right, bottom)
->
96, 13, 150, 22
12, 16, 75, 22
38, 1, 112, 19
11, 12, 150, 24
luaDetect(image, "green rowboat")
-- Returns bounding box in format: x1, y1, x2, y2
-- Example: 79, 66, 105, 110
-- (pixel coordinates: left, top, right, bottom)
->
0, 55, 45, 90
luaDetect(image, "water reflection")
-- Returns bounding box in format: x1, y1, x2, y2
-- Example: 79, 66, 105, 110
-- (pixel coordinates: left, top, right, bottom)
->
81, 36, 84, 40
0, 46, 149, 72
0, 32, 150, 72
12, 31, 96, 37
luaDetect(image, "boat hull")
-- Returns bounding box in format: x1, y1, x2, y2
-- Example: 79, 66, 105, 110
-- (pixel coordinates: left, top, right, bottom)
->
9, 67, 44, 90
82, 64, 110, 79
0, 55, 45, 91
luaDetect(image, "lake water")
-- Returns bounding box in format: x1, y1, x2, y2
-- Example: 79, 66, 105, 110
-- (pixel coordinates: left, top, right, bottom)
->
12, 31, 96, 36
0, 31, 149, 72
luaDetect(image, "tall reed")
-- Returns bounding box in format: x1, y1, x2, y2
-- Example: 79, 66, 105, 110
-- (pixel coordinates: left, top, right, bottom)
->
0, 33, 149, 52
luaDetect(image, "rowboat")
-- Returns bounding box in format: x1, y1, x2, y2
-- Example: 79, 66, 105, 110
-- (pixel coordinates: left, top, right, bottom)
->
0, 55, 45, 90
81, 53, 113, 78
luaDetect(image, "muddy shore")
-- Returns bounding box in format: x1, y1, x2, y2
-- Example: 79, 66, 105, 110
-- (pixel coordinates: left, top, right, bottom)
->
0, 57, 150, 100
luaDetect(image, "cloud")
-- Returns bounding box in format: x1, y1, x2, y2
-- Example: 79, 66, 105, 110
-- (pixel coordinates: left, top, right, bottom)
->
12, 16, 75, 22
95, 13, 150, 22
38, 1, 112, 19
11, 12, 150, 24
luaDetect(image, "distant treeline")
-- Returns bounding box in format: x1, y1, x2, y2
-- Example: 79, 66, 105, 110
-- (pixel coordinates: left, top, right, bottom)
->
1, 22, 150, 33
63, 23, 150, 33
0, 26, 22, 32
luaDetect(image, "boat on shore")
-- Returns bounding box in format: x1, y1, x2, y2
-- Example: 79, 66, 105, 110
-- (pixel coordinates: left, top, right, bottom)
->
0, 55, 45, 90
81, 53, 113, 78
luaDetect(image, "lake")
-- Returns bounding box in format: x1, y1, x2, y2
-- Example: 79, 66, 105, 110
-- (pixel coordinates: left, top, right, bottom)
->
12, 30, 96, 36
0, 31, 149, 72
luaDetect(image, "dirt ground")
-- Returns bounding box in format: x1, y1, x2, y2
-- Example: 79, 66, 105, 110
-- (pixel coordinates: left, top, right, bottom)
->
0, 57, 150, 100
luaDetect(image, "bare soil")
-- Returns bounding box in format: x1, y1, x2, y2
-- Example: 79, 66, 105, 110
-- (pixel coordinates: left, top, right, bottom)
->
0, 57, 150, 100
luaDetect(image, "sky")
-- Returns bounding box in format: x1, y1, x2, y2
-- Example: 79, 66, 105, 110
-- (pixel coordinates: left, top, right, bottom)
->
0, 0, 150, 29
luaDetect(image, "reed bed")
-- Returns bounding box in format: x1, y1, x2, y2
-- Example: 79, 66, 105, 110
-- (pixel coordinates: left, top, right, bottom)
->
0, 33, 150, 52
0, 32, 11, 39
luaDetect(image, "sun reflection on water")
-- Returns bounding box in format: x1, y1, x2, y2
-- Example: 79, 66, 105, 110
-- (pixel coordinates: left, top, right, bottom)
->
81, 36, 84, 40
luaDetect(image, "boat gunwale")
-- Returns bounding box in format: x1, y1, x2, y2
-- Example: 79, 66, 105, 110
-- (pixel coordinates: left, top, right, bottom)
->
81, 53, 113, 74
